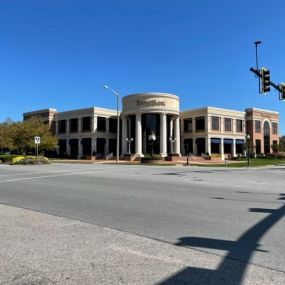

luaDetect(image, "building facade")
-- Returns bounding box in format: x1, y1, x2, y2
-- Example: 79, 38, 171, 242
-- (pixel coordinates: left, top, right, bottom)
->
23, 92, 280, 159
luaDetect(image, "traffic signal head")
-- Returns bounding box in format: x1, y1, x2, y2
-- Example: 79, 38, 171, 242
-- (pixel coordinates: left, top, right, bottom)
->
261, 67, 270, 93
279, 83, 285, 100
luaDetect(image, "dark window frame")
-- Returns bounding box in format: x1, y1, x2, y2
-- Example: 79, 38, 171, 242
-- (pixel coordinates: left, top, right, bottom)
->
81, 117, 92, 132
272, 122, 278, 134
97, 116, 106, 132
236, 119, 243, 133
69, 118, 78, 133
211, 116, 220, 131
58, 120, 66, 134
224, 118, 232, 132
195, 116, 205, 132
183, 118, 193, 133
255, 120, 261, 133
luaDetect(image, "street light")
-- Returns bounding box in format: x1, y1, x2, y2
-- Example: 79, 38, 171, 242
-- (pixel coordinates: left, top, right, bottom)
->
103, 85, 120, 163
148, 132, 156, 155
246, 134, 250, 166
126, 137, 133, 155
169, 137, 176, 154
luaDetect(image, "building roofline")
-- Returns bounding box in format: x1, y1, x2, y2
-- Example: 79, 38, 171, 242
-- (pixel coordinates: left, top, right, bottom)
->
181, 106, 245, 114
245, 107, 279, 114
123, 92, 179, 100
23, 108, 57, 116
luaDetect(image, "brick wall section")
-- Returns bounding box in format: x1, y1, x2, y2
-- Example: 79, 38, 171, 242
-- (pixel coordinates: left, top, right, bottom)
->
246, 108, 279, 154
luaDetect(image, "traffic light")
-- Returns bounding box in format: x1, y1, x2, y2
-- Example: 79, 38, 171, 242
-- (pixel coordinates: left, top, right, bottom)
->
279, 83, 285, 100
260, 67, 270, 93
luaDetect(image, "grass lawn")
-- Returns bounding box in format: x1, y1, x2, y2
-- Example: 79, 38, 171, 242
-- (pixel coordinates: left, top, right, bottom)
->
190, 158, 285, 168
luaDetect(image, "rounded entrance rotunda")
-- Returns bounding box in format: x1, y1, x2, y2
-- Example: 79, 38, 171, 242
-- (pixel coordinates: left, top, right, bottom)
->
121, 92, 180, 157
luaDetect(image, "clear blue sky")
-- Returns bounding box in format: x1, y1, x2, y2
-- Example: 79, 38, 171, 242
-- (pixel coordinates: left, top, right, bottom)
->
0, 0, 284, 134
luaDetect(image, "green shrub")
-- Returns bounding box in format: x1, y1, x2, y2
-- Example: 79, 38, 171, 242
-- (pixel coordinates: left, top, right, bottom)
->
11, 156, 49, 165
143, 153, 161, 160
0, 154, 19, 163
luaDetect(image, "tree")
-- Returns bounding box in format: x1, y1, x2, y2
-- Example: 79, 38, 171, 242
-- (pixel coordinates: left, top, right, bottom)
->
0, 119, 14, 153
11, 118, 58, 155
279, 136, 285, 152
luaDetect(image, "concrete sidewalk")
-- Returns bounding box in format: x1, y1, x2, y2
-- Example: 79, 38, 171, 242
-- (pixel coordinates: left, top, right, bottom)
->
1, 204, 284, 285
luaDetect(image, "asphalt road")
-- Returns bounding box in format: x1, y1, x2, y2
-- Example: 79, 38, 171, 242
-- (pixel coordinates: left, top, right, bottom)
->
0, 163, 285, 284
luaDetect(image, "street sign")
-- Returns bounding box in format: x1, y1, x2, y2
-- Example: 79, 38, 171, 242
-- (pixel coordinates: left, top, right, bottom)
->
34, 136, 41, 145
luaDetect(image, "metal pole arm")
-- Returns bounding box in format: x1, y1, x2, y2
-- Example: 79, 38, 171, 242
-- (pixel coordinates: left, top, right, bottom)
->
250, 68, 281, 92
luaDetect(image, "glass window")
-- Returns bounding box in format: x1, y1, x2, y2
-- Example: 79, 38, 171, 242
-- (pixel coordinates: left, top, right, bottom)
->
211, 116, 220, 131
224, 118, 232, 132
272, 122, 278, 134
97, 117, 106, 132
69, 118, 78, 133
195, 116, 205, 131
58, 120, 66, 134
183, 118, 192, 132
236, 119, 243, 132
109, 118, 117, 133
255, 120, 261, 133
82, 117, 91, 132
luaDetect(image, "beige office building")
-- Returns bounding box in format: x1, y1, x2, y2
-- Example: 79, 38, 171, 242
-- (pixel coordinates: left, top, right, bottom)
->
23, 92, 279, 160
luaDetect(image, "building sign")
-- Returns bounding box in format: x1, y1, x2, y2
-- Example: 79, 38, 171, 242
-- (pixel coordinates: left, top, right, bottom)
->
136, 100, 166, 107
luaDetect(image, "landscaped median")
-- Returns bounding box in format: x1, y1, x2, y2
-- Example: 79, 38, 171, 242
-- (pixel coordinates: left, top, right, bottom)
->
190, 157, 285, 168
0, 155, 49, 165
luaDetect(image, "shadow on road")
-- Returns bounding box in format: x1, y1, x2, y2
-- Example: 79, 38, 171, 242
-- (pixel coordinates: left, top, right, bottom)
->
157, 195, 285, 285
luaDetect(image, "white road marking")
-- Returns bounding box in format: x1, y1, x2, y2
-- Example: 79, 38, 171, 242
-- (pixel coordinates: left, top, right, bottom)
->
0, 167, 101, 177
0, 166, 140, 183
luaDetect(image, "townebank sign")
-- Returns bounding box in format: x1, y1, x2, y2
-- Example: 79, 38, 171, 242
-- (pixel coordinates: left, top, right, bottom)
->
136, 100, 166, 107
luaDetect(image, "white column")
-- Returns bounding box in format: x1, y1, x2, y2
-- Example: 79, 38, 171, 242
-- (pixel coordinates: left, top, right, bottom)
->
78, 118, 82, 133
66, 141, 70, 156
170, 117, 174, 139
104, 139, 109, 155
232, 139, 236, 157
193, 139, 197, 155
91, 138, 96, 156
66, 119, 70, 134
174, 116, 181, 155
220, 138, 224, 160
92, 116, 97, 133
207, 137, 211, 155
135, 113, 143, 156
121, 115, 127, 155
78, 140, 82, 159
160, 113, 167, 157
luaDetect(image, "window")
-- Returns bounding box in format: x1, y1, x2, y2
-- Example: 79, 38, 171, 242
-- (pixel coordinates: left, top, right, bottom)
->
224, 118, 232, 132
255, 139, 261, 154
109, 118, 117, 133
183, 118, 192, 132
236, 119, 243, 132
195, 116, 205, 131
58, 120, 66, 134
272, 122, 278, 134
211, 116, 220, 131
255, 120, 261, 133
82, 117, 91, 132
97, 117, 106, 132
69, 118, 78, 133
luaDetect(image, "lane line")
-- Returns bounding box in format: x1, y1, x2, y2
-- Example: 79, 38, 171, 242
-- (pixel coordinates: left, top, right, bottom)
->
0, 167, 105, 177
0, 166, 141, 183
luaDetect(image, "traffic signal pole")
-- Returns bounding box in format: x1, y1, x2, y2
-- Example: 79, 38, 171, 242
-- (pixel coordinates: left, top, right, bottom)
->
249, 67, 282, 93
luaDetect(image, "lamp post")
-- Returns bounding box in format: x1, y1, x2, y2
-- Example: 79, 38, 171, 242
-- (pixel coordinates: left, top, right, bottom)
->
148, 132, 156, 155
126, 137, 133, 155
246, 134, 250, 166
169, 137, 176, 154
103, 85, 120, 163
